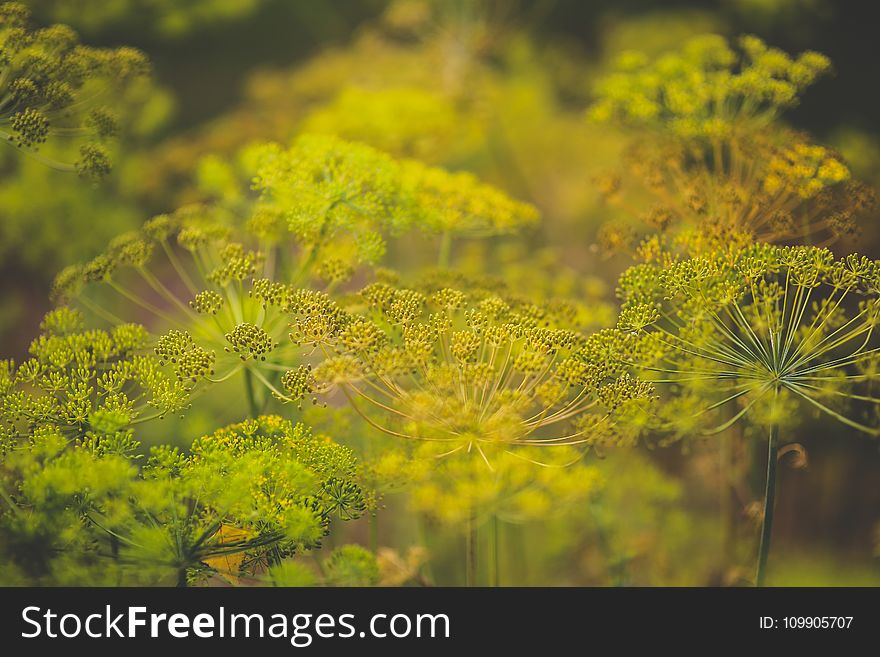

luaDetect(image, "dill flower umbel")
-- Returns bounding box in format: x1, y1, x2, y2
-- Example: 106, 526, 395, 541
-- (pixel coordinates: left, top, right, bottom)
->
55, 136, 541, 420
309, 281, 637, 583
608, 243, 880, 584
51, 205, 315, 420
0, 2, 150, 178
589, 34, 831, 142
401, 159, 540, 265
272, 278, 652, 585
614, 244, 880, 436
198, 133, 540, 268
589, 34, 874, 252
115, 415, 366, 584
0, 307, 197, 452
298, 280, 652, 455
300, 86, 474, 161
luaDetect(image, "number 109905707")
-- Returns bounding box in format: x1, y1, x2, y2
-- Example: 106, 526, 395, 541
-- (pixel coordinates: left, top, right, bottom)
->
759, 616, 853, 629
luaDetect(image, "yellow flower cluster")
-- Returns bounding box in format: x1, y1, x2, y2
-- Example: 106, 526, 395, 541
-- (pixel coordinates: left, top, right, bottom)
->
590, 34, 830, 140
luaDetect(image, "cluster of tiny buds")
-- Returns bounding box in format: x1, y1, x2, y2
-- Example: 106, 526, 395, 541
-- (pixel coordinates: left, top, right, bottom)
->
590, 34, 831, 138
281, 364, 320, 408
9, 108, 48, 148
250, 278, 293, 309
76, 144, 112, 181
225, 323, 276, 361
190, 290, 224, 315
287, 290, 350, 347
154, 329, 215, 382
208, 243, 262, 285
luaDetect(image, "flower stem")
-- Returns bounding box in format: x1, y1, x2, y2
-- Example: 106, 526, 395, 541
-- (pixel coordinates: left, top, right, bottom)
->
0, 481, 22, 517
490, 514, 500, 587
177, 567, 188, 588
368, 513, 378, 554
243, 368, 259, 419
720, 429, 735, 564
755, 422, 779, 587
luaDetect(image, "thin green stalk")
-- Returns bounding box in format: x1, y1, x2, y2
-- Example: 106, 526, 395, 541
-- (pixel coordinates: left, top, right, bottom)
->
243, 368, 259, 419
0, 480, 22, 517
755, 422, 779, 587
720, 420, 738, 565
368, 513, 378, 554
509, 523, 528, 585
177, 567, 188, 588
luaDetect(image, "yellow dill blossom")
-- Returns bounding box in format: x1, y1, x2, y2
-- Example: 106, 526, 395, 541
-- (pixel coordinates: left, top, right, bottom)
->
106, 415, 366, 583
609, 243, 880, 585
590, 34, 830, 139
287, 281, 653, 461
195, 134, 540, 272
250, 134, 413, 267
589, 35, 871, 252
764, 142, 850, 198
301, 86, 479, 161
1, 308, 197, 450
402, 159, 540, 239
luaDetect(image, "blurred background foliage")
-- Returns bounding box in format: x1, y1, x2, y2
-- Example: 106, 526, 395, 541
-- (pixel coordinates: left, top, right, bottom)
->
3, 0, 879, 585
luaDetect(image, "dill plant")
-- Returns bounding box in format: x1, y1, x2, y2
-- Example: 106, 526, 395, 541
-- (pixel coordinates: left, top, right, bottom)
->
55, 134, 539, 421
101, 415, 366, 586
26, 135, 548, 586
586, 35, 879, 581
136, 0, 619, 244
1, 307, 198, 442
0, 310, 368, 585
198, 135, 539, 268
283, 278, 652, 584
0, 5, 169, 336
589, 34, 875, 253
3, 8, 876, 588
602, 243, 880, 584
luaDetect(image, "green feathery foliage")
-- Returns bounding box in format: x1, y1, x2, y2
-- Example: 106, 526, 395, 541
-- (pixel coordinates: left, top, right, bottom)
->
0, 411, 366, 585
267, 544, 380, 587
